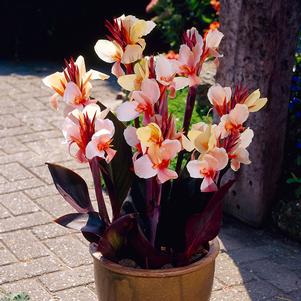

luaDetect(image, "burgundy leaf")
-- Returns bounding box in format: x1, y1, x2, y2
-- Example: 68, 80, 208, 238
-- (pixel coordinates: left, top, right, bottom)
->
97, 101, 133, 221
97, 213, 171, 268
55, 212, 105, 243
47, 163, 93, 213
184, 180, 235, 259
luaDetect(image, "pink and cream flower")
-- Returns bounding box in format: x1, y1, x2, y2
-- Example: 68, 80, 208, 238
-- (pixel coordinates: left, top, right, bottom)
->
134, 139, 181, 183
94, 15, 156, 76
43, 56, 109, 111
187, 147, 228, 192
155, 55, 189, 98
204, 29, 224, 59
207, 84, 232, 116
228, 128, 254, 171
216, 103, 249, 139
116, 78, 160, 123
62, 104, 115, 163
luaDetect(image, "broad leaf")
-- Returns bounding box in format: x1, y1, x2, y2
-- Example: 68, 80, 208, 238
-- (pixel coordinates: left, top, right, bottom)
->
157, 177, 211, 252
97, 102, 133, 220
47, 163, 93, 213
97, 213, 171, 268
55, 212, 106, 243
184, 180, 235, 259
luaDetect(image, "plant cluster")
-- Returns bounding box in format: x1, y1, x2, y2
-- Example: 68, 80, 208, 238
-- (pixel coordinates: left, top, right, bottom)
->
43, 14, 267, 268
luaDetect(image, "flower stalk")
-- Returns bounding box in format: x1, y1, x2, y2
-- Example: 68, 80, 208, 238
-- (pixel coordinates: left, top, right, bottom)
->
89, 157, 110, 225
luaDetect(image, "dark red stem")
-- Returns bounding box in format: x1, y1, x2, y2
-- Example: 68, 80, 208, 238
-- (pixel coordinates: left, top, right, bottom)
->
175, 85, 198, 173
89, 157, 110, 225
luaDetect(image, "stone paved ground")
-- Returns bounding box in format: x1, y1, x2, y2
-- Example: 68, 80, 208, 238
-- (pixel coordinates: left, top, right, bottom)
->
0, 62, 300, 301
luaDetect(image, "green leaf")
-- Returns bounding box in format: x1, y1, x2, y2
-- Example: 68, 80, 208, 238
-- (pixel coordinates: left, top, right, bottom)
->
97, 102, 133, 220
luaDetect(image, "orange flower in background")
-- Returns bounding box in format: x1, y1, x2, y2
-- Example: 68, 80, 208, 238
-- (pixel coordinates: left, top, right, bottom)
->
210, 0, 221, 14
209, 21, 220, 30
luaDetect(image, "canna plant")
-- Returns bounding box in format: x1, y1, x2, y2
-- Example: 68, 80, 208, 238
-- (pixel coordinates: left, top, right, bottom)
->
43, 14, 268, 269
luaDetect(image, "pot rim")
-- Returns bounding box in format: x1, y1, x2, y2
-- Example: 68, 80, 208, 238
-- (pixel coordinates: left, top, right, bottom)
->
90, 238, 219, 278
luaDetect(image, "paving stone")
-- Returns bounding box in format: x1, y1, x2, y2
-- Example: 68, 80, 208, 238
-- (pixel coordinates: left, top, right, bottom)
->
242, 259, 301, 293
0, 115, 23, 128
0, 230, 49, 260
289, 289, 301, 301
35, 194, 76, 217
39, 265, 94, 292
54, 286, 97, 301
212, 277, 224, 291
18, 130, 62, 143
24, 184, 57, 199
25, 138, 66, 155
226, 245, 271, 264
44, 235, 92, 267
0, 204, 10, 219
0, 126, 32, 138
0, 178, 44, 194
30, 165, 54, 184
215, 253, 256, 286
0, 248, 17, 266
0, 211, 51, 233
31, 223, 75, 240
0, 176, 7, 184
0, 137, 30, 154
0, 162, 34, 181
210, 286, 251, 301
0, 256, 62, 284
0, 279, 53, 301
0, 191, 39, 215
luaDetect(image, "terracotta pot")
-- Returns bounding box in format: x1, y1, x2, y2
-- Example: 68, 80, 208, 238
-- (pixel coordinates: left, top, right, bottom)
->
90, 239, 219, 301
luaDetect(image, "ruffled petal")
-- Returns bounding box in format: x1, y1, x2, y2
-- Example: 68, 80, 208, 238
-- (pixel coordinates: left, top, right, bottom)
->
122, 45, 143, 64
94, 39, 121, 63
116, 101, 140, 121
187, 160, 202, 178
134, 154, 157, 179
201, 176, 218, 192
157, 168, 178, 184
124, 126, 139, 147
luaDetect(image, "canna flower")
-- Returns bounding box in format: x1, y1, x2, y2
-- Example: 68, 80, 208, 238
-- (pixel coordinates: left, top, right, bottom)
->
187, 147, 228, 192
228, 128, 253, 171
155, 55, 189, 98
116, 79, 160, 123
216, 103, 249, 138
43, 56, 109, 112
85, 128, 116, 163
207, 84, 231, 116
134, 139, 181, 183
62, 104, 115, 163
187, 122, 217, 154
117, 58, 150, 91
136, 122, 163, 153
95, 15, 156, 73
175, 27, 204, 87
243, 89, 268, 112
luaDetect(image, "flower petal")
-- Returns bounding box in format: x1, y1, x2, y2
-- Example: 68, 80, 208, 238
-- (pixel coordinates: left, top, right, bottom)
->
174, 77, 190, 90
239, 128, 254, 148
94, 40, 120, 63
122, 45, 143, 64
124, 126, 139, 147
141, 79, 160, 102
63, 82, 82, 105
112, 62, 125, 78
85, 140, 105, 160
118, 74, 137, 91
229, 104, 249, 125
134, 154, 157, 179
116, 101, 140, 121
201, 176, 218, 192
157, 168, 178, 184
187, 160, 202, 178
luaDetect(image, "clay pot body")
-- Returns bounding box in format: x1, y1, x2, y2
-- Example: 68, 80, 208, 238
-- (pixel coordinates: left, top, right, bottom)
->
90, 239, 219, 301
